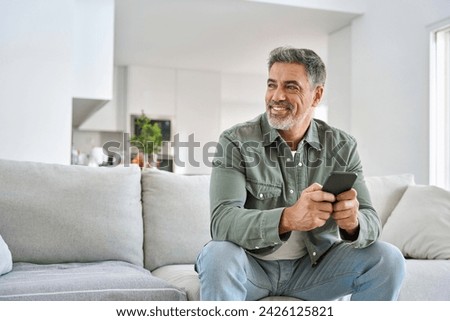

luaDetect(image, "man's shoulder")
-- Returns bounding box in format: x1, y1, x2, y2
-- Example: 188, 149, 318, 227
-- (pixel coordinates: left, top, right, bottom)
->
221, 114, 265, 143
313, 118, 357, 144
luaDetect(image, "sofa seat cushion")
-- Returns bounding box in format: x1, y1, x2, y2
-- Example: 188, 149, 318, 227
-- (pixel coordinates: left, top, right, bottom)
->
152, 264, 200, 301
0, 261, 186, 301
399, 259, 450, 301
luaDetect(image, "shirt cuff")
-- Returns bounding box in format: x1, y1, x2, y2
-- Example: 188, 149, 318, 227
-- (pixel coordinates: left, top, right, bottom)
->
260, 207, 285, 246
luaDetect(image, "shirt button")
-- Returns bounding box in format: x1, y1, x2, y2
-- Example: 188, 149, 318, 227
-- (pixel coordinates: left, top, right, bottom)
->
259, 193, 264, 198
312, 252, 317, 256
289, 189, 294, 194
287, 158, 292, 162
298, 162, 303, 167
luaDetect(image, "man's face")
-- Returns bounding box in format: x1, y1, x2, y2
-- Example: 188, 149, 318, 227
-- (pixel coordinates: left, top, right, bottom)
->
265, 62, 323, 131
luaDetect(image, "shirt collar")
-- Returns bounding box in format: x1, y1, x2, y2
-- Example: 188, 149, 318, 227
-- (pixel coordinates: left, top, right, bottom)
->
303, 119, 323, 151
261, 113, 322, 151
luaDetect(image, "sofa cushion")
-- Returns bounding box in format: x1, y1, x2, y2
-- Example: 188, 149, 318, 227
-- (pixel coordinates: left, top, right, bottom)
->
365, 174, 414, 226
399, 259, 450, 300
0, 261, 186, 300
381, 185, 450, 259
142, 169, 211, 271
0, 159, 143, 266
152, 264, 200, 301
0, 235, 12, 276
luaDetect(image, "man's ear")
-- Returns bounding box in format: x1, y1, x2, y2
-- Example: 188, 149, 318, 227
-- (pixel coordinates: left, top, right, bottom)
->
312, 85, 324, 107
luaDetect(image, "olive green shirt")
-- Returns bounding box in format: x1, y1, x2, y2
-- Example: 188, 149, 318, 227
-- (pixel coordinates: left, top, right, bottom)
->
210, 113, 381, 265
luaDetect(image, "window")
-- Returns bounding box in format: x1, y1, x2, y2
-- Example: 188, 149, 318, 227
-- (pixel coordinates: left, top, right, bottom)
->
430, 24, 450, 190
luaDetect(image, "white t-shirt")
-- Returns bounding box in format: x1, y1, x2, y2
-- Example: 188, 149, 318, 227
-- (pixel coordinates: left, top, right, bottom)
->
252, 150, 307, 261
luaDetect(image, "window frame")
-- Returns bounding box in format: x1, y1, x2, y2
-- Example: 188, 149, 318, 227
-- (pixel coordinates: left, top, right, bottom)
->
430, 22, 450, 190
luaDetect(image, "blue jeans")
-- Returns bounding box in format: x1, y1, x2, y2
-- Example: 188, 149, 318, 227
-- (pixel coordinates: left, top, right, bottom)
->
196, 240, 405, 301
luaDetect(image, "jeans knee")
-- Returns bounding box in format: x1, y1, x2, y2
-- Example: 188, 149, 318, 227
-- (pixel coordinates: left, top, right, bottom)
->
196, 241, 245, 274
372, 241, 406, 281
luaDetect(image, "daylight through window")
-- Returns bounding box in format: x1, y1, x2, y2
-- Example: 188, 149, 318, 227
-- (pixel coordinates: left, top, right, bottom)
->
430, 24, 450, 190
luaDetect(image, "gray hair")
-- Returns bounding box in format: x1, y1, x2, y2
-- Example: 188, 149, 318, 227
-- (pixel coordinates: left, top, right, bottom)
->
268, 46, 326, 87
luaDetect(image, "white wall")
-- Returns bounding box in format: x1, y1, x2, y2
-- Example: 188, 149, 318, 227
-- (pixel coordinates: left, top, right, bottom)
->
127, 66, 177, 121
0, 0, 115, 165
72, 0, 114, 100
0, 0, 73, 164
175, 70, 221, 175
327, 25, 351, 133
328, 0, 450, 184
220, 73, 267, 131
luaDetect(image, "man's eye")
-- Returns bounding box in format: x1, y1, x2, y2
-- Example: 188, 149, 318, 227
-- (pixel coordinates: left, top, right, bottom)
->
267, 83, 276, 89
287, 85, 298, 91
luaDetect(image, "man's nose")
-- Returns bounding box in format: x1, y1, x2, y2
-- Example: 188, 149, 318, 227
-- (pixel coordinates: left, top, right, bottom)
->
272, 87, 286, 101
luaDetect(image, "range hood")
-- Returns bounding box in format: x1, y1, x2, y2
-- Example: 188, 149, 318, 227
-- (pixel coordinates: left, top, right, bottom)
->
72, 98, 108, 128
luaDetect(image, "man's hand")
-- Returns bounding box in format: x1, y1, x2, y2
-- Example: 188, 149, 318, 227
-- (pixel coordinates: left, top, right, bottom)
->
279, 183, 335, 234
332, 188, 359, 236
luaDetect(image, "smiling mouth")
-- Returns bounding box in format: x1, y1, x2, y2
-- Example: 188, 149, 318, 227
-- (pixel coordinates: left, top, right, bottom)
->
269, 104, 293, 116
268, 101, 294, 113
271, 106, 289, 112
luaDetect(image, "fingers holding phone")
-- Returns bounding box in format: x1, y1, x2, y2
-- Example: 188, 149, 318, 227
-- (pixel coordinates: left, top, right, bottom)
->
322, 172, 360, 235
279, 183, 335, 233
332, 188, 359, 234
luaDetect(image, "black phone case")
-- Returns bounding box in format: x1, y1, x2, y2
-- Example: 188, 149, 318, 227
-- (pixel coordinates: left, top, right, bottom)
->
322, 172, 358, 195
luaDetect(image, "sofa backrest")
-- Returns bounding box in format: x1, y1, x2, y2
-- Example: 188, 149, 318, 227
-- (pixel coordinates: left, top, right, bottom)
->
0, 157, 414, 269
0, 159, 144, 266
141, 169, 211, 271
140, 172, 416, 270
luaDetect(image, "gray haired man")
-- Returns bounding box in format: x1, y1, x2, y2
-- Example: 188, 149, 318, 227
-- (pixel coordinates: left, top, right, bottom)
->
196, 47, 405, 301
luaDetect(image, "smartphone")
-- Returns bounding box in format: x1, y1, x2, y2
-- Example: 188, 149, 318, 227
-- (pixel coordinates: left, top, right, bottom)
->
322, 172, 358, 195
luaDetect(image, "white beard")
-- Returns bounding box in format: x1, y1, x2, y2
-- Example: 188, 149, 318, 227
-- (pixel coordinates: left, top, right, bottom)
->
267, 110, 296, 130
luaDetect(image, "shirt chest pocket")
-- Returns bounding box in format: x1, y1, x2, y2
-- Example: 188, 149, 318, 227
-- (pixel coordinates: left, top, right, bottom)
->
245, 180, 282, 209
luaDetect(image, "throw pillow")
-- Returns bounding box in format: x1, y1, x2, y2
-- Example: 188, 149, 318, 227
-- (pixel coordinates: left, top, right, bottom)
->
380, 185, 450, 259
365, 174, 415, 226
0, 235, 13, 276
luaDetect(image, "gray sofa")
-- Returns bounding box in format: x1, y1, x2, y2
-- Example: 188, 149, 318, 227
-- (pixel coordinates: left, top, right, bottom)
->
0, 159, 449, 300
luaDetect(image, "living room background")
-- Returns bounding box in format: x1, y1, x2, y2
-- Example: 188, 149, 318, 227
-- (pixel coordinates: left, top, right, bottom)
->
1, 0, 449, 185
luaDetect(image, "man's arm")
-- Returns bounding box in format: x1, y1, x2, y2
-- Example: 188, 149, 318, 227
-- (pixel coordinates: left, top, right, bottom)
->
209, 133, 285, 252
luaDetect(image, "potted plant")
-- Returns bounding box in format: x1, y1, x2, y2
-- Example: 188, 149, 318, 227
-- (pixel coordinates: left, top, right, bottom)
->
130, 112, 163, 168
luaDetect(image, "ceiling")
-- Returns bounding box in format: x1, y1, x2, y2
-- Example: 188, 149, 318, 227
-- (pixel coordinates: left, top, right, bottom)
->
114, 0, 360, 75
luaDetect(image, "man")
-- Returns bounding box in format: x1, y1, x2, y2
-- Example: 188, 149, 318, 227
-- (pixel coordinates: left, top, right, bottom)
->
196, 47, 405, 301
